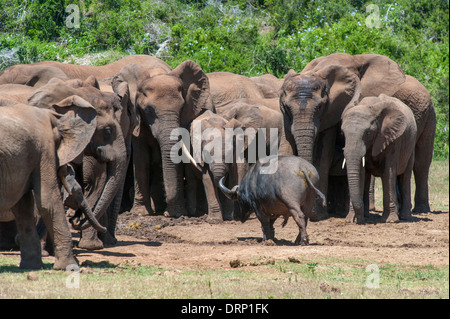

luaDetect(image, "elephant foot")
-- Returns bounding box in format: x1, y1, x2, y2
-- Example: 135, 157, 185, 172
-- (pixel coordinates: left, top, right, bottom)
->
78, 237, 104, 250
345, 211, 365, 224
163, 205, 187, 218
20, 260, 44, 270
103, 232, 118, 247
382, 212, 399, 223
53, 255, 78, 271
131, 204, 152, 216
207, 214, 223, 224
412, 203, 431, 214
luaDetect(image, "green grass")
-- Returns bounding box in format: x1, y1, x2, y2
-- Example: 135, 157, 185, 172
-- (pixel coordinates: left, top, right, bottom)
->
0, 255, 447, 299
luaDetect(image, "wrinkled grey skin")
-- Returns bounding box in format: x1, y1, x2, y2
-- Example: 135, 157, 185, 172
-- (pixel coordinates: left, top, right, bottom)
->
130, 61, 215, 218
183, 110, 245, 222
342, 95, 417, 224
111, 64, 171, 218
0, 98, 97, 270
28, 77, 128, 250
281, 52, 435, 220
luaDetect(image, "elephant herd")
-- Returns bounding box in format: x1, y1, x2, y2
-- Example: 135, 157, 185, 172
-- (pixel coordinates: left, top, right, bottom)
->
0, 52, 436, 270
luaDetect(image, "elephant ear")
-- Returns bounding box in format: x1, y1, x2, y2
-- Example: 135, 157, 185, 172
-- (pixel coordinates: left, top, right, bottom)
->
371, 98, 408, 157
316, 64, 362, 126
170, 60, 214, 127
354, 54, 405, 98
51, 95, 97, 167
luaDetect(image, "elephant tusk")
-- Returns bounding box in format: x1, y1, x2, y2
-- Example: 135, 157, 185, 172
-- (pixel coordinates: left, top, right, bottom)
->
59, 175, 72, 196
342, 158, 346, 169
181, 140, 202, 172
362, 156, 365, 168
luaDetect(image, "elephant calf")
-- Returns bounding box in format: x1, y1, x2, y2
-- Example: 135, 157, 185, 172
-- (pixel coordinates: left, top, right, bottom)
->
342, 94, 417, 224
219, 155, 326, 245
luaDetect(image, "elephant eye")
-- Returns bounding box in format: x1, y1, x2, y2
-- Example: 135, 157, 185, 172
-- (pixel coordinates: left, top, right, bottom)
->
104, 126, 112, 139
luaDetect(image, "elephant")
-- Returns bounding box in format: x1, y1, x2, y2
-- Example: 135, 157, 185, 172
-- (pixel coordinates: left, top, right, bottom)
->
27, 76, 129, 250
0, 84, 38, 104
111, 63, 171, 217
218, 155, 326, 245
115, 60, 214, 218
341, 94, 417, 224
181, 110, 244, 222
0, 55, 171, 85
0, 65, 69, 87
0, 97, 97, 269
281, 52, 435, 220
250, 74, 284, 98
207, 71, 264, 109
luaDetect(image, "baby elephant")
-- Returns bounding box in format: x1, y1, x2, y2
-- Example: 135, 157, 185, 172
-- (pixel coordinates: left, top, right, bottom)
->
219, 155, 326, 245
342, 94, 417, 224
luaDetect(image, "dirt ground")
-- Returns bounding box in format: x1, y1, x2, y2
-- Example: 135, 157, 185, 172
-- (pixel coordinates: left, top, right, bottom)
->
66, 209, 449, 269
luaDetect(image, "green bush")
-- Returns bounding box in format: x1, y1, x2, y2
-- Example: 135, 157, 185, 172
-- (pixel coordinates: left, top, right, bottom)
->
0, 0, 448, 158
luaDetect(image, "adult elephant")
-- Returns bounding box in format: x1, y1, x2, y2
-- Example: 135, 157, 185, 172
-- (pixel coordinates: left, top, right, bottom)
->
0, 55, 171, 85
0, 65, 69, 87
112, 64, 171, 217
250, 74, 284, 98
207, 71, 264, 108
280, 52, 434, 220
118, 60, 214, 218
301, 53, 435, 215
28, 76, 129, 249
0, 84, 39, 104
0, 97, 97, 269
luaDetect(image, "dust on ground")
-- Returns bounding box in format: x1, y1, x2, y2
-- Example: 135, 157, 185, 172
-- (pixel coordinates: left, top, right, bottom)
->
66, 209, 448, 270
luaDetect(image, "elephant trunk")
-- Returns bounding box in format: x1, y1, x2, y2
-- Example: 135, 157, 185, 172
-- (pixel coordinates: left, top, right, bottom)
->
156, 121, 187, 217
92, 130, 127, 222
209, 162, 229, 186
78, 198, 107, 233
293, 123, 316, 164
346, 157, 365, 223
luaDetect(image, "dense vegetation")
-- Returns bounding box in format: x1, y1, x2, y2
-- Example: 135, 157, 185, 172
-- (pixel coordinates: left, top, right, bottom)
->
0, 0, 448, 158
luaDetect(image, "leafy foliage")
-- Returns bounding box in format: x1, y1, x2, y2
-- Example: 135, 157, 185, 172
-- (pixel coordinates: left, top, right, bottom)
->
0, 0, 448, 158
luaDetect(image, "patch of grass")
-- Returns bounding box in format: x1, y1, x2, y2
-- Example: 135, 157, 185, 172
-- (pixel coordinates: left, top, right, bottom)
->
0, 255, 447, 299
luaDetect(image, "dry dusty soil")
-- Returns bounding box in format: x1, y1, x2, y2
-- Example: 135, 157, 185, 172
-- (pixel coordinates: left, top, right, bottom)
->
64, 209, 448, 269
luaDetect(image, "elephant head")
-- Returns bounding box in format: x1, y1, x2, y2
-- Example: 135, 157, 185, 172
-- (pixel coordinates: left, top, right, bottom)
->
28, 77, 128, 224
280, 64, 362, 163
135, 60, 214, 217
341, 95, 413, 223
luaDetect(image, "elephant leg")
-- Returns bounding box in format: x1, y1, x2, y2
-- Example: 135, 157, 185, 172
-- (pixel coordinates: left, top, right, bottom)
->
311, 128, 336, 221
149, 163, 166, 214
398, 157, 414, 220
202, 168, 223, 223
131, 133, 153, 215
363, 170, 372, 217
184, 165, 199, 216
34, 181, 77, 270
368, 176, 376, 211
12, 191, 42, 269
412, 113, 435, 213
380, 165, 400, 223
